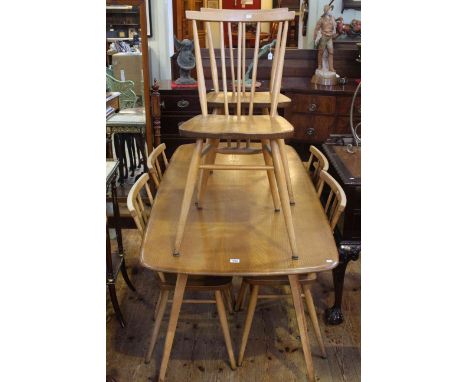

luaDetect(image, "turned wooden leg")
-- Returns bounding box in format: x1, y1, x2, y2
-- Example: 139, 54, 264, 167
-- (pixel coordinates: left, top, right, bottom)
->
271, 139, 299, 260
278, 139, 295, 205
158, 274, 187, 382
237, 284, 259, 366
196, 138, 219, 209
223, 288, 234, 315
235, 279, 248, 312
215, 290, 237, 370
153, 291, 162, 321
289, 275, 315, 382
173, 140, 203, 256
302, 284, 326, 359
261, 139, 281, 212
120, 258, 136, 292
145, 289, 169, 363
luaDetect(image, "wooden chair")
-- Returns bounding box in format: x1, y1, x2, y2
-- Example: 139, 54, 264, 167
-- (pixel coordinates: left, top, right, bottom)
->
127, 173, 236, 370
236, 170, 347, 366
175, 8, 299, 259
304, 145, 329, 191
147, 143, 169, 188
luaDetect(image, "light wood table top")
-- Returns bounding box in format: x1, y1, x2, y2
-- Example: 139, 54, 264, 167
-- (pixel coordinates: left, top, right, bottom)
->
140, 143, 338, 276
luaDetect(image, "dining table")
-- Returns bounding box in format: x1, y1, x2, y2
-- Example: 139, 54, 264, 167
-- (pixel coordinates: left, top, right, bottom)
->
140, 143, 339, 382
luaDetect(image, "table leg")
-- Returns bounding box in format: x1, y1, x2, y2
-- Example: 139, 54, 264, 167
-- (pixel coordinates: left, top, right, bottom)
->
288, 274, 315, 382
107, 221, 125, 328
111, 177, 123, 255
325, 243, 361, 325
158, 273, 187, 381
113, 134, 126, 185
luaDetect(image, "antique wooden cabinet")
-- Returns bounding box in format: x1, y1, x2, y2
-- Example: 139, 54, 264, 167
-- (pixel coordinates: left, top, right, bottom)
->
151, 49, 360, 159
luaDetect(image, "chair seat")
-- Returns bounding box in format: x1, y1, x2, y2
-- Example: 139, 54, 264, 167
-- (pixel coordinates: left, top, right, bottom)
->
178, 114, 294, 139
206, 91, 291, 108
243, 273, 317, 286
159, 274, 233, 290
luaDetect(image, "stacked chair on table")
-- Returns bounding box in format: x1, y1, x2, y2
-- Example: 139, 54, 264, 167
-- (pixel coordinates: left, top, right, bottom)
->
174, 8, 299, 259
127, 143, 237, 370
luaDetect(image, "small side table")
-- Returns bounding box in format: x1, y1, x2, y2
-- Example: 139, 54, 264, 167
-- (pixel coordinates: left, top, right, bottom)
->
106, 160, 136, 327
322, 144, 361, 325
106, 111, 148, 184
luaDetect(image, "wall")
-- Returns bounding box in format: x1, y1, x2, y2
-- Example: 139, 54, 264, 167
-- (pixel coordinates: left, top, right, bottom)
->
304, 0, 361, 48
147, 0, 174, 81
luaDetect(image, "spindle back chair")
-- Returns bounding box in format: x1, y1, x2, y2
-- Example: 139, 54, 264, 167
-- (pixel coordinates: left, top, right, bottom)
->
187, 8, 294, 117
305, 145, 329, 191
126, 172, 236, 373
317, 170, 347, 231
174, 9, 298, 260
147, 143, 169, 188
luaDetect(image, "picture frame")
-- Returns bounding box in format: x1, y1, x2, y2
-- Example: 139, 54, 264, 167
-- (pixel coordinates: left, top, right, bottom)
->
145, 0, 152, 37
207, 0, 219, 9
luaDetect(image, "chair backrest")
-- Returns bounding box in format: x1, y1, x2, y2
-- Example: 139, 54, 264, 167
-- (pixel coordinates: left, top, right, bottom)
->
147, 143, 169, 188
127, 173, 154, 236
317, 170, 347, 232
186, 8, 295, 117
305, 145, 329, 190
106, 72, 138, 109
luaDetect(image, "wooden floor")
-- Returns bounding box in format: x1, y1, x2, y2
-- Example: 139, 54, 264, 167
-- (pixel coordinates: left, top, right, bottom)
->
107, 229, 361, 382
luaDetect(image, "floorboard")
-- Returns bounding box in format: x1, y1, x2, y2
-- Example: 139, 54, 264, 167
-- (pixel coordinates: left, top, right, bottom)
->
107, 229, 361, 381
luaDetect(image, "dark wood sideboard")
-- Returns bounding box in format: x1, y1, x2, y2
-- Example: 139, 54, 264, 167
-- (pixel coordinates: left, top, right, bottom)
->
151, 48, 360, 160
322, 144, 361, 325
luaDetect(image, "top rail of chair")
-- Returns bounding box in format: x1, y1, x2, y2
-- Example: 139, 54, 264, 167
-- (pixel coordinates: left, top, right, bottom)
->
186, 9, 295, 22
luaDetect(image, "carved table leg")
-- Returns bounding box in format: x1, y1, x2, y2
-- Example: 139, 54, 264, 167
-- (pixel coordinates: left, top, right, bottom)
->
325, 242, 361, 325
107, 220, 125, 328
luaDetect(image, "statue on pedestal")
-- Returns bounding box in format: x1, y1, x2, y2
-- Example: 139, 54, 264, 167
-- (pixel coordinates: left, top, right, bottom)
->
311, 1, 338, 85
174, 36, 196, 85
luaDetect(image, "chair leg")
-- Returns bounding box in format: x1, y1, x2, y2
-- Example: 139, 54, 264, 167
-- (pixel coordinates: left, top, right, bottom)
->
120, 258, 136, 292
278, 139, 295, 205
215, 290, 237, 370
107, 283, 125, 328
158, 274, 187, 382
271, 139, 299, 260
153, 291, 162, 321
302, 284, 326, 359
223, 288, 234, 314
261, 139, 281, 211
289, 275, 315, 382
173, 139, 203, 256
196, 138, 219, 209
235, 279, 248, 312
145, 289, 170, 363
237, 284, 259, 366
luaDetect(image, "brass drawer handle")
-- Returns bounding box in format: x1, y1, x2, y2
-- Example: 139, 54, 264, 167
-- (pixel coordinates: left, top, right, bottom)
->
308, 103, 317, 112
160, 100, 165, 109
306, 127, 315, 136
177, 100, 190, 108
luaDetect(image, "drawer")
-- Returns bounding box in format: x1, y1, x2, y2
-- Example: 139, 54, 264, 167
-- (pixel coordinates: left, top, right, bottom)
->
160, 95, 201, 113
161, 115, 198, 135
334, 115, 361, 135
336, 95, 360, 115
287, 113, 335, 142
288, 94, 335, 115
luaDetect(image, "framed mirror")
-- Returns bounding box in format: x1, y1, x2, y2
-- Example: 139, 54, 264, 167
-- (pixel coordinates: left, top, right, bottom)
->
106, 0, 153, 152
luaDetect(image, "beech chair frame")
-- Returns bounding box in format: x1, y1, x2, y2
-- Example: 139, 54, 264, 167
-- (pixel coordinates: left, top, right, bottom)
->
127, 173, 236, 376
147, 143, 169, 188
174, 8, 299, 260
304, 145, 329, 191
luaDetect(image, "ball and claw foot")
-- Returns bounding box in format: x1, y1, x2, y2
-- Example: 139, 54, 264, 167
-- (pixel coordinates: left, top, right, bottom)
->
325, 306, 344, 325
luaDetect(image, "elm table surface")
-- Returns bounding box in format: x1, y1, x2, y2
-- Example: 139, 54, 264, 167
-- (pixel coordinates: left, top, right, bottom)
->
140, 143, 338, 276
